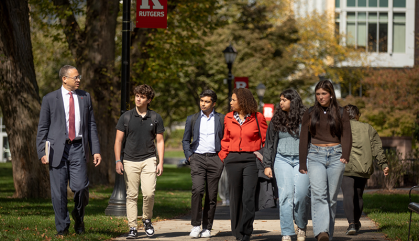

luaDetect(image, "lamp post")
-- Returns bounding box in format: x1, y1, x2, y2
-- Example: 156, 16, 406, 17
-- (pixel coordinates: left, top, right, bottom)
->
256, 83, 266, 113
222, 44, 238, 111
105, 0, 130, 217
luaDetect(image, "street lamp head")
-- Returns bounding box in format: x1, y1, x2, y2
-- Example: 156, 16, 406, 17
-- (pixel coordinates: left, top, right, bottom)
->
222, 44, 238, 64
256, 83, 266, 98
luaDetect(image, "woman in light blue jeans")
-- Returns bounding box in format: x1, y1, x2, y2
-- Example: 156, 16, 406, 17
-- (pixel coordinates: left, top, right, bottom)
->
263, 89, 309, 241
299, 80, 352, 241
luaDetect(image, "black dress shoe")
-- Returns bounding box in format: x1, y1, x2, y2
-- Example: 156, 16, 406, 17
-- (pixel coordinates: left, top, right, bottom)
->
75, 221, 85, 234
241, 234, 251, 241
55, 229, 69, 237
72, 209, 85, 234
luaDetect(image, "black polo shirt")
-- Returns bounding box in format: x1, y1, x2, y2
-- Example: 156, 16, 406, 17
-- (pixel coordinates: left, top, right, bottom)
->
116, 109, 165, 162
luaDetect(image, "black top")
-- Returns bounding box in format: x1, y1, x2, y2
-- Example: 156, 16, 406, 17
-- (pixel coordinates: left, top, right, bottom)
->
116, 110, 165, 162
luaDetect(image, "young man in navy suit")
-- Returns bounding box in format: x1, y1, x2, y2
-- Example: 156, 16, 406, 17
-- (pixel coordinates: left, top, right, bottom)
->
36, 65, 102, 237
182, 89, 225, 238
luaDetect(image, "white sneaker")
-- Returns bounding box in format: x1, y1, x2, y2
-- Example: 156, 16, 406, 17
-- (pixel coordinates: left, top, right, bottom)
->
297, 227, 306, 241
200, 229, 211, 238
222, 200, 230, 206
189, 226, 201, 238
282, 235, 292, 241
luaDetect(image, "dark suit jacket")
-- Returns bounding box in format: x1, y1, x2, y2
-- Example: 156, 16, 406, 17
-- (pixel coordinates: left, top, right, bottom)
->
36, 88, 100, 167
182, 111, 224, 160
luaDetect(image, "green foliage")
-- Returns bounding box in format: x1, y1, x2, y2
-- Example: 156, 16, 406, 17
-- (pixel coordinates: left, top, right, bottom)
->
0, 163, 192, 240
363, 193, 419, 241
340, 67, 419, 137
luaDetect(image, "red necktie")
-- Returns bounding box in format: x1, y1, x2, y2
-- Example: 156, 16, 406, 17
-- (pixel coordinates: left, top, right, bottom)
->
69, 92, 75, 141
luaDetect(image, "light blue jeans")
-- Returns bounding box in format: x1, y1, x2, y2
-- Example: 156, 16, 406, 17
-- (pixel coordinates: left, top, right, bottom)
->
274, 154, 310, 236
307, 144, 345, 240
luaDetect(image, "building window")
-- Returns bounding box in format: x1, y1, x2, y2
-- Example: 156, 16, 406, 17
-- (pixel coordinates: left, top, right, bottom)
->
347, 0, 356, 7
347, 0, 389, 7
379, 0, 388, 7
393, 13, 406, 53
393, 0, 406, 8
347, 12, 388, 52
336, 0, 340, 8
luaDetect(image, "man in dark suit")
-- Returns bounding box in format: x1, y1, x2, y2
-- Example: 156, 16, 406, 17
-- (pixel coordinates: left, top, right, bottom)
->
36, 65, 102, 237
182, 89, 224, 238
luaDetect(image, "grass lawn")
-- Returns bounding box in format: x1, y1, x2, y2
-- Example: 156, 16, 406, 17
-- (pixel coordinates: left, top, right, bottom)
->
363, 191, 419, 241
164, 150, 185, 158
0, 162, 192, 240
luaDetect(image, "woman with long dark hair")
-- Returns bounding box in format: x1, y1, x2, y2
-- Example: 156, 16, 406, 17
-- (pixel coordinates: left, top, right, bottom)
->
219, 88, 268, 241
263, 89, 309, 241
299, 80, 352, 241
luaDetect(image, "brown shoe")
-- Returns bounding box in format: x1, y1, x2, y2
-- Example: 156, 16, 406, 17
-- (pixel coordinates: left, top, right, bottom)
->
316, 232, 329, 241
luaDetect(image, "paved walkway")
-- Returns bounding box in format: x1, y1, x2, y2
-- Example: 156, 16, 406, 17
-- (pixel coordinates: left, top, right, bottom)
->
114, 191, 387, 240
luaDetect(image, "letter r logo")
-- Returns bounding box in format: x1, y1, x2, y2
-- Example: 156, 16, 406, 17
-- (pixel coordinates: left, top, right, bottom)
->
140, 0, 164, 9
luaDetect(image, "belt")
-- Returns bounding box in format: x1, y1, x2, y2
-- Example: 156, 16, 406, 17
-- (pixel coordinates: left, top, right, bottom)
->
66, 139, 82, 144
196, 153, 218, 157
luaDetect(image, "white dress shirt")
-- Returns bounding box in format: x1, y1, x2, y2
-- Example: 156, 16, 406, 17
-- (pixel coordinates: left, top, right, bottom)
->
195, 110, 216, 154
61, 86, 82, 140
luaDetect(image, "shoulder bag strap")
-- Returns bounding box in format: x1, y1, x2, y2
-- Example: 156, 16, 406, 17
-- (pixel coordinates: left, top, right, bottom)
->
254, 112, 263, 149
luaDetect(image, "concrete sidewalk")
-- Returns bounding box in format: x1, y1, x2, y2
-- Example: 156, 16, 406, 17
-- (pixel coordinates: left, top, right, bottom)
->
114, 192, 387, 240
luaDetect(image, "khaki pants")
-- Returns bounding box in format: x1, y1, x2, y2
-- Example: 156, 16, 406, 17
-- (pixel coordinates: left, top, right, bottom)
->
123, 157, 157, 228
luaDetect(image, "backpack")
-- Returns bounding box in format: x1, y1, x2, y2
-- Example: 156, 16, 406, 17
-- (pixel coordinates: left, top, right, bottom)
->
190, 112, 224, 138
120, 108, 159, 160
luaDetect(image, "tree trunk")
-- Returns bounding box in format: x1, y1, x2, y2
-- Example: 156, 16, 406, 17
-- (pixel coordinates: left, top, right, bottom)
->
52, 0, 121, 184
0, 0, 50, 198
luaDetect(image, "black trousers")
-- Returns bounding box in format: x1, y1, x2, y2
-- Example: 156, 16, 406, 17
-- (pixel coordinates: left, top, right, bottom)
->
224, 152, 258, 239
49, 142, 89, 232
190, 153, 224, 230
341, 175, 368, 224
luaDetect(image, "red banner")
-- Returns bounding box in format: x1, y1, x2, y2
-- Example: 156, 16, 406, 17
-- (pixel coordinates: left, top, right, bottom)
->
136, 0, 167, 29
263, 104, 275, 121
234, 77, 249, 89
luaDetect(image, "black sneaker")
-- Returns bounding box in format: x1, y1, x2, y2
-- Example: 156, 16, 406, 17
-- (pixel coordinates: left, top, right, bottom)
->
143, 219, 155, 237
346, 223, 356, 235
355, 221, 361, 232
127, 227, 137, 239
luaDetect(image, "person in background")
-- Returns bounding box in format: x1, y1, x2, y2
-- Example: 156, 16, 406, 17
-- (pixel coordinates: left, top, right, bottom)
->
299, 80, 352, 241
219, 88, 268, 241
263, 89, 309, 241
182, 89, 225, 238
342, 104, 389, 235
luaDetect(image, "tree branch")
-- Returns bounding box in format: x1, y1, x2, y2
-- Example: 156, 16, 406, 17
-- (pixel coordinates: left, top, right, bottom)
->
52, 0, 86, 64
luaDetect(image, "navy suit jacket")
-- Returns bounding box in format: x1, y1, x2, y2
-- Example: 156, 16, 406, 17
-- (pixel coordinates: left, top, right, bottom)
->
182, 111, 224, 160
36, 88, 100, 167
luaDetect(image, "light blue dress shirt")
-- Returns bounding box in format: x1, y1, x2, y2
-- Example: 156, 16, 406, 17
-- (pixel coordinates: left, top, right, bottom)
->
195, 110, 216, 154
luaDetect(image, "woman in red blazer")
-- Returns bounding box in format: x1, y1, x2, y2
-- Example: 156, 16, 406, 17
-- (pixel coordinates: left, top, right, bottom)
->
219, 88, 267, 241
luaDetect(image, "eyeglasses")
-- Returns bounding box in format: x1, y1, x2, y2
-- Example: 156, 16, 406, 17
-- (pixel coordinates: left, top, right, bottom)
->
65, 75, 82, 80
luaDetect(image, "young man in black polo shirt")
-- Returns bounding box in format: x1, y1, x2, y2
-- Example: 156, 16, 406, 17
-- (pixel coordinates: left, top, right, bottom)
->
182, 89, 225, 238
114, 84, 165, 239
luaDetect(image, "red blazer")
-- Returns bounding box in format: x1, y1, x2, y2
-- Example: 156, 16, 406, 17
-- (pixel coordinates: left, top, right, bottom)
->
218, 112, 268, 161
